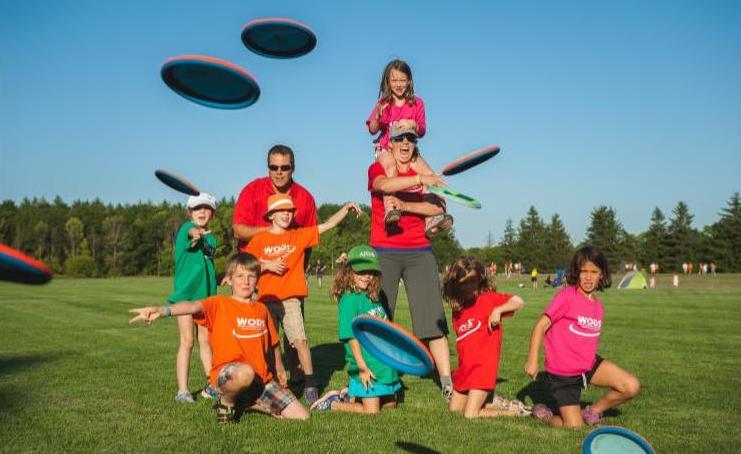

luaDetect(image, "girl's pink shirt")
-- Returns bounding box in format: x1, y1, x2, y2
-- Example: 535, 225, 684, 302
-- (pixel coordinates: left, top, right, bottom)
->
543, 286, 604, 376
366, 96, 426, 150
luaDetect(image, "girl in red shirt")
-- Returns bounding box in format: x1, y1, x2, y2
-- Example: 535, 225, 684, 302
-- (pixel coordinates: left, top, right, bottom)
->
442, 256, 530, 418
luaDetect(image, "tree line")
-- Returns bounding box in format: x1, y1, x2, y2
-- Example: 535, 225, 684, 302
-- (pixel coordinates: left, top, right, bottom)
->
0, 192, 739, 277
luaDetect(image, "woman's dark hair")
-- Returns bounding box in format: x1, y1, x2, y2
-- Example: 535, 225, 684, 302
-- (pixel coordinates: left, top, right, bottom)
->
441, 256, 494, 312
565, 246, 611, 291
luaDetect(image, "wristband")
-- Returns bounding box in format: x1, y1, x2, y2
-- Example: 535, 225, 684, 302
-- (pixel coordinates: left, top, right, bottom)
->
164, 306, 171, 317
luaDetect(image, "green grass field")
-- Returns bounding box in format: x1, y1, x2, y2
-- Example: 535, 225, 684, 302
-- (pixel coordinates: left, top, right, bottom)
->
1, 274, 740, 453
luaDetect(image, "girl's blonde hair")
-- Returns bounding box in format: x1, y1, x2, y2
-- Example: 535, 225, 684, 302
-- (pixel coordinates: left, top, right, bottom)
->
379, 59, 415, 103
331, 265, 382, 302
441, 256, 494, 312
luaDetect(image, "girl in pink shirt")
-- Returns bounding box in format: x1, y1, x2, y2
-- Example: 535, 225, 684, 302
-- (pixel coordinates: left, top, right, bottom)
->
366, 59, 452, 238
524, 246, 640, 427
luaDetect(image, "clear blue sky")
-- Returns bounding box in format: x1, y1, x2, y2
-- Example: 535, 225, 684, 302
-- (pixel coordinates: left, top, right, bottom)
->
1, 0, 739, 248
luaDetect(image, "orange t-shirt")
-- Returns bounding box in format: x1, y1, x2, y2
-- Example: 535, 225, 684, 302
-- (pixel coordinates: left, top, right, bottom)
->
201, 295, 279, 386
245, 226, 319, 302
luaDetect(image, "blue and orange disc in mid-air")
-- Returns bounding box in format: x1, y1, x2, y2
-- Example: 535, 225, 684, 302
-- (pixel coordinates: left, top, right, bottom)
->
0, 244, 53, 285
241, 17, 317, 59
154, 169, 201, 196
351, 315, 434, 376
160, 55, 260, 109
441, 145, 501, 177
582, 426, 655, 454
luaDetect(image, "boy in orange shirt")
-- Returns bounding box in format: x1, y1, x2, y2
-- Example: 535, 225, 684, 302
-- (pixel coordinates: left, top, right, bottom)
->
129, 253, 310, 424
246, 193, 360, 404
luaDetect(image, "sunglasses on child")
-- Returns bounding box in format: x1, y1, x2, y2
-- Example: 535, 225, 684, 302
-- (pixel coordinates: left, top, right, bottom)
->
268, 164, 292, 172
390, 134, 417, 144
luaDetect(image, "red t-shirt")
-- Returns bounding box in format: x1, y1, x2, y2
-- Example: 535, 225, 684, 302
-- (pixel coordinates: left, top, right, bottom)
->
451, 291, 514, 392
201, 295, 279, 387
367, 162, 430, 250
233, 177, 318, 252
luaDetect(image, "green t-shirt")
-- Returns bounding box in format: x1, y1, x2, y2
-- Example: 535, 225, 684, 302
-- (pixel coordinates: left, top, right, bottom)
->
338, 291, 399, 385
168, 221, 217, 303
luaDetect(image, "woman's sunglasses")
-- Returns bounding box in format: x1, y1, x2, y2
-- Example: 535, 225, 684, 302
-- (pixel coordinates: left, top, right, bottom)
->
390, 133, 417, 144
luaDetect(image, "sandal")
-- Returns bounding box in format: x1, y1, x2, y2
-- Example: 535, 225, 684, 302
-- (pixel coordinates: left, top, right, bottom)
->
213, 400, 238, 424
385, 209, 402, 224
581, 406, 603, 426
488, 395, 532, 416
532, 404, 554, 423
425, 214, 454, 239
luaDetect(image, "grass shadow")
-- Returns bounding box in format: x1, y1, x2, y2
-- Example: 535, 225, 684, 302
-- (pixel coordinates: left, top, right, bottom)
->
516, 372, 556, 408
395, 441, 442, 454
310, 342, 346, 392
0, 352, 70, 416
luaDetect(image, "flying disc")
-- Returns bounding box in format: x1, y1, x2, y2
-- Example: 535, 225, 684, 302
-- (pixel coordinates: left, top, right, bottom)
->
582, 426, 655, 454
0, 244, 52, 285
154, 169, 201, 196
428, 185, 482, 209
241, 17, 317, 58
441, 145, 501, 176
351, 315, 434, 376
160, 55, 260, 109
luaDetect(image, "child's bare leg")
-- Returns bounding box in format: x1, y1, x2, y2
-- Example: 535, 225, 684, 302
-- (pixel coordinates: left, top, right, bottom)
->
175, 315, 195, 392
448, 390, 468, 413
464, 389, 507, 418
378, 150, 402, 222
196, 324, 212, 376
331, 397, 382, 414
588, 360, 640, 414
547, 405, 583, 427
279, 400, 310, 420
218, 364, 255, 405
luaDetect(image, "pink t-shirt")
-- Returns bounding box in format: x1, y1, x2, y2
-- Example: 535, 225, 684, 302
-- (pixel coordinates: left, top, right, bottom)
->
543, 286, 604, 376
366, 96, 426, 150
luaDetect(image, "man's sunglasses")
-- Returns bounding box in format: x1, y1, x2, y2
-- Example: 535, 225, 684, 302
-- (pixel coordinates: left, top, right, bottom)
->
390, 133, 417, 144
268, 165, 292, 172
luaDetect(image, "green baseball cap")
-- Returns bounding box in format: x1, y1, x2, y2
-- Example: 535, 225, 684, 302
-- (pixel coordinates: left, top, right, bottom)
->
347, 245, 380, 272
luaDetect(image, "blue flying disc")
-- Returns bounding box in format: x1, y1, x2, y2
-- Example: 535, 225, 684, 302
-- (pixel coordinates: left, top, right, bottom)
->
161, 55, 260, 109
241, 17, 317, 59
441, 145, 501, 176
351, 315, 434, 376
155, 169, 201, 196
582, 426, 655, 454
428, 185, 482, 209
0, 244, 52, 285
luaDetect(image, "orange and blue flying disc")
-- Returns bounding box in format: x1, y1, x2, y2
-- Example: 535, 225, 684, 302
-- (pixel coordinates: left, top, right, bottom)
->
161, 55, 260, 109
241, 17, 317, 59
0, 244, 52, 285
155, 169, 201, 196
351, 315, 434, 376
582, 426, 654, 454
441, 146, 501, 177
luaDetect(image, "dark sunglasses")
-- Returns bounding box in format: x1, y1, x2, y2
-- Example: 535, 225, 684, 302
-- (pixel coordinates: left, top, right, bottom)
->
390, 133, 417, 144
268, 164, 292, 172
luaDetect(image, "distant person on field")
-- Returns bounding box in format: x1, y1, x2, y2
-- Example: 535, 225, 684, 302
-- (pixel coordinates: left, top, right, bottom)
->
710, 261, 716, 276
531, 267, 539, 289
672, 274, 679, 287
682, 262, 688, 274
245, 194, 361, 405
169, 193, 219, 404
130, 253, 310, 424
315, 259, 327, 289
525, 246, 640, 428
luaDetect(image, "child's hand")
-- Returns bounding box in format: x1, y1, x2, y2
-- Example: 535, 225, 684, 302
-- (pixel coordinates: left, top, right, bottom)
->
262, 259, 288, 275
358, 367, 377, 390
488, 309, 502, 330
128, 307, 162, 325
188, 227, 211, 247
524, 358, 539, 380
276, 370, 288, 388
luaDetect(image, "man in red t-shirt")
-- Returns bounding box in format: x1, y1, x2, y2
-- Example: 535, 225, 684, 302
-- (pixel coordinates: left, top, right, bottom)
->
232, 144, 318, 387
233, 144, 318, 251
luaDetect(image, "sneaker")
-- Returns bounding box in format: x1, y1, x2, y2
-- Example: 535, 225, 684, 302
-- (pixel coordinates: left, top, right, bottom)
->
532, 404, 554, 424
174, 390, 194, 404
304, 386, 319, 405
385, 209, 402, 224
425, 214, 454, 239
310, 391, 340, 411
213, 401, 237, 424
200, 383, 219, 400
441, 383, 453, 402
581, 406, 603, 425
338, 387, 350, 403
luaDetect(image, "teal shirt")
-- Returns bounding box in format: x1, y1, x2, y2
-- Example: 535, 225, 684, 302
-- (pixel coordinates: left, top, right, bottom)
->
338, 291, 399, 385
168, 221, 217, 303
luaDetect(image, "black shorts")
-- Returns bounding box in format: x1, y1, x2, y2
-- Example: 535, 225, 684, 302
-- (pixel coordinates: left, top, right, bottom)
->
545, 355, 604, 407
